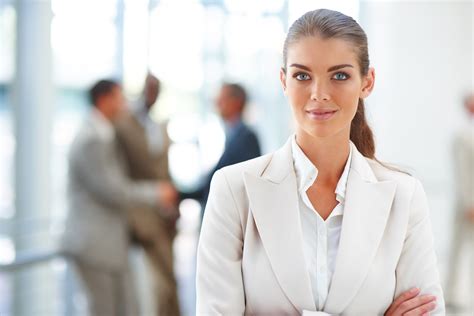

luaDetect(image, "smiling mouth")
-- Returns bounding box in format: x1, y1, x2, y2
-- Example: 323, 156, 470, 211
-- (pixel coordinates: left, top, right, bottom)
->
305, 109, 338, 121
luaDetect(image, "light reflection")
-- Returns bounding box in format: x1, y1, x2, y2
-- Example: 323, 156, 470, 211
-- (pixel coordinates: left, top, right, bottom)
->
149, 1, 204, 91
51, 13, 117, 86
52, 116, 83, 147
0, 116, 14, 219
0, 236, 15, 265
0, 5, 15, 83
167, 115, 201, 143
177, 199, 201, 233
123, 0, 149, 96
198, 114, 225, 171
224, 0, 285, 14
289, 0, 359, 25
52, 0, 117, 20
225, 15, 262, 58
202, 6, 225, 54
168, 143, 201, 188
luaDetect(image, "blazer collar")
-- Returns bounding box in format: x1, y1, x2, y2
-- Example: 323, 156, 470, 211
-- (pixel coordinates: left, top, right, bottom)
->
259, 136, 294, 183
260, 137, 376, 183
244, 137, 397, 313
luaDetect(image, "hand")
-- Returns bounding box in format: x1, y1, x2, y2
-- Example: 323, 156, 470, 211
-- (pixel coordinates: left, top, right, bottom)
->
384, 288, 437, 316
157, 181, 178, 211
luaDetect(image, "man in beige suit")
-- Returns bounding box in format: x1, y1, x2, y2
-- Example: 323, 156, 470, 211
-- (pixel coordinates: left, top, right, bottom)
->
61, 79, 177, 316
445, 93, 474, 309
114, 74, 180, 316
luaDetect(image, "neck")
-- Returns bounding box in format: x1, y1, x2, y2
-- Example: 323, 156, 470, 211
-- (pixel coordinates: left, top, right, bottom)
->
295, 128, 350, 184
96, 106, 114, 122
225, 114, 241, 125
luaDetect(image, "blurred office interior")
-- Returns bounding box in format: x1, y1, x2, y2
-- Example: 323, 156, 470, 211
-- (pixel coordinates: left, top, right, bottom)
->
0, 0, 472, 314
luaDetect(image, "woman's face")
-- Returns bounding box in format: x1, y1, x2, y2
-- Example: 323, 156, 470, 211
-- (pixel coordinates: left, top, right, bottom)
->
280, 36, 375, 140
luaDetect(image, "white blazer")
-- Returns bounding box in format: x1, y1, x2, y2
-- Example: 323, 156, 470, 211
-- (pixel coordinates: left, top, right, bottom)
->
196, 137, 445, 315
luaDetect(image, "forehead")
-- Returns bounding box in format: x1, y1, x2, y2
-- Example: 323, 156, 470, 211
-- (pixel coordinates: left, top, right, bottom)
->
220, 86, 232, 96
466, 95, 474, 105
110, 85, 122, 95
287, 36, 359, 70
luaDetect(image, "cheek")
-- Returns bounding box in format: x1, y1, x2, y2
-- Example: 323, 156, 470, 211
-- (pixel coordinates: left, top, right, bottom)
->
286, 83, 309, 105
333, 83, 361, 108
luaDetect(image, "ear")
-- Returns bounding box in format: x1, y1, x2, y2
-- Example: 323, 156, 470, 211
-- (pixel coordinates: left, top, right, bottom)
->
360, 67, 375, 99
280, 67, 288, 95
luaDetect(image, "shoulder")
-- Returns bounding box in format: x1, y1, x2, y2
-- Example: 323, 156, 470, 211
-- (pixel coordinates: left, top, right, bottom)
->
213, 153, 272, 187
72, 121, 99, 147
237, 122, 257, 138
367, 158, 422, 204
114, 113, 141, 132
71, 120, 112, 155
158, 120, 170, 136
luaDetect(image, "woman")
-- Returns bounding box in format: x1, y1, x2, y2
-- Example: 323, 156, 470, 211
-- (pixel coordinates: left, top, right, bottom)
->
196, 9, 445, 315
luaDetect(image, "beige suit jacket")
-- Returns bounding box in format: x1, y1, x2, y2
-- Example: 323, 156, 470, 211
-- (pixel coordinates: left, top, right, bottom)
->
114, 112, 171, 181
114, 112, 176, 242
196, 138, 445, 315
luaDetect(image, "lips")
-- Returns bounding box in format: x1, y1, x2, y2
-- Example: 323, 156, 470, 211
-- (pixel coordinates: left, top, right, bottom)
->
305, 108, 338, 121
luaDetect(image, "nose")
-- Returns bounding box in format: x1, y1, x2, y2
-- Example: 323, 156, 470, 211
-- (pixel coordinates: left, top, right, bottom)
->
310, 80, 330, 102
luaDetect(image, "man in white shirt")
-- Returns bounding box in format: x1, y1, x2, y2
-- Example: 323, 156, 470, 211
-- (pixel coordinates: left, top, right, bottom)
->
61, 80, 178, 316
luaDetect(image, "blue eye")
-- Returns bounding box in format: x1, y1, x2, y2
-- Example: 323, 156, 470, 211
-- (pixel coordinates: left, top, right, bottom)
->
294, 73, 311, 81
332, 72, 349, 80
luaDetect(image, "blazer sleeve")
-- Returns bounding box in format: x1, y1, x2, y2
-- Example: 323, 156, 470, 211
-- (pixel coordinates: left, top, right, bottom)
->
73, 137, 158, 210
196, 169, 246, 315
394, 179, 445, 314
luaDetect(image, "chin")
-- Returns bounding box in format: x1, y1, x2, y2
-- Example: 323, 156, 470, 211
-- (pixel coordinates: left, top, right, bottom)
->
300, 123, 348, 140
301, 123, 334, 138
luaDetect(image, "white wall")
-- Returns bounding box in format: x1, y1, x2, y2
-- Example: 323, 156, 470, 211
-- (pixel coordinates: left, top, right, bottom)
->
360, 0, 473, 301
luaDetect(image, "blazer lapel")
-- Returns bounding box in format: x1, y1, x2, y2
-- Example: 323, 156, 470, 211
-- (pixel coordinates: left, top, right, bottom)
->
243, 138, 316, 312
324, 144, 397, 313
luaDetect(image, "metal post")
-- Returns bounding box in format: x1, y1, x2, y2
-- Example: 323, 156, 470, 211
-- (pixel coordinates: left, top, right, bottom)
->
13, 0, 53, 314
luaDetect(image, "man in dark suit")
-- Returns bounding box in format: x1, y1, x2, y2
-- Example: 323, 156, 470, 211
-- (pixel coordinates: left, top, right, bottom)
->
181, 83, 261, 209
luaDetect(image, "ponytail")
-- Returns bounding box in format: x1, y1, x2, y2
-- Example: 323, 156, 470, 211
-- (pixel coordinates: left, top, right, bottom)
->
350, 99, 375, 159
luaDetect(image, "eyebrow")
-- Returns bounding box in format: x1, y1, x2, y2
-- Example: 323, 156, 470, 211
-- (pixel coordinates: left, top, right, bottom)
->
289, 63, 354, 72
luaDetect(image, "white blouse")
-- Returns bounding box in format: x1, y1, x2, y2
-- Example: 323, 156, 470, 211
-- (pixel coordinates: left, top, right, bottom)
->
291, 136, 352, 311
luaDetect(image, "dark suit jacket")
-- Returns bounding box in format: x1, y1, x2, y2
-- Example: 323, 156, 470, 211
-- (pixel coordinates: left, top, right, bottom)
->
181, 120, 261, 208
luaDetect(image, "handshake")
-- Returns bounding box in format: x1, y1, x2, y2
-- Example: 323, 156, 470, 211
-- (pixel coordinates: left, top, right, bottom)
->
156, 181, 180, 219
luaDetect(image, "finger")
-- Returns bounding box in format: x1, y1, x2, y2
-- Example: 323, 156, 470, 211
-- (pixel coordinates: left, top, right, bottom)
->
386, 288, 420, 315
403, 300, 437, 316
397, 295, 436, 314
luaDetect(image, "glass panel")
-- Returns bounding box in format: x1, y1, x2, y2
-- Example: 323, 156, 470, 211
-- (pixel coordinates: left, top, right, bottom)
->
0, 5, 15, 83
149, 1, 205, 93
224, 0, 285, 14
289, 0, 359, 24
51, 0, 118, 87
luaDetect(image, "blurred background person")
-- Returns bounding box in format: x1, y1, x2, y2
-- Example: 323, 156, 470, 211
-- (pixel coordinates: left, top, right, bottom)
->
114, 73, 181, 316
180, 83, 261, 210
60, 79, 178, 316
445, 92, 474, 310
